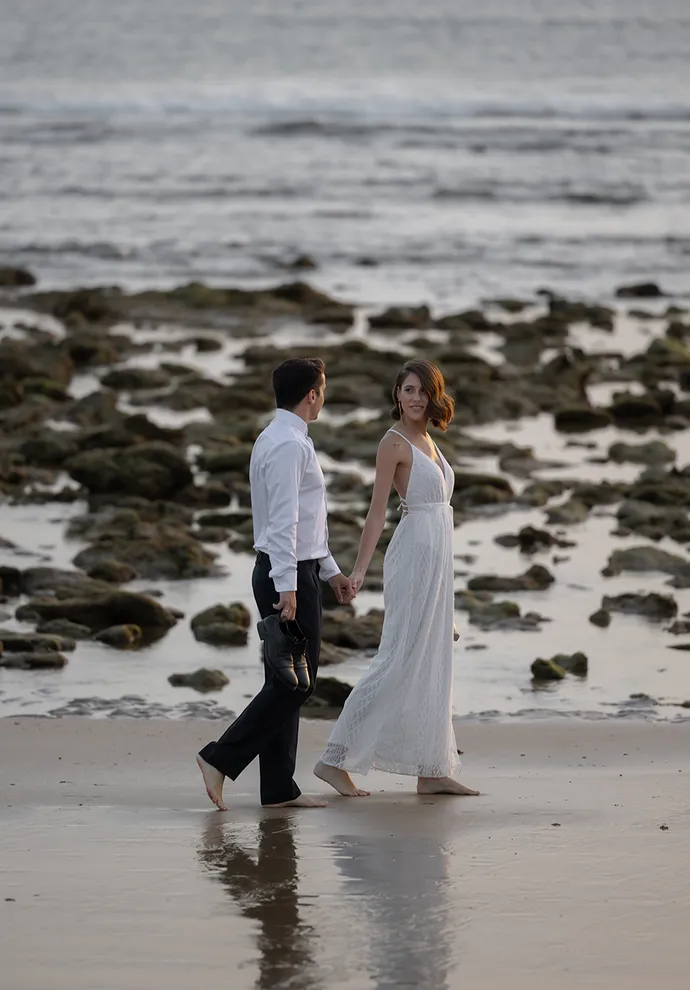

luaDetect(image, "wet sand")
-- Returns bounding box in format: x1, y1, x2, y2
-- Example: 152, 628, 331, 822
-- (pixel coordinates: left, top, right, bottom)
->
1, 717, 688, 990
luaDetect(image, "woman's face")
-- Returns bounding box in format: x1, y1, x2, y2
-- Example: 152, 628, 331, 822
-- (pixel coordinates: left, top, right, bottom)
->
397, 373, 429, 424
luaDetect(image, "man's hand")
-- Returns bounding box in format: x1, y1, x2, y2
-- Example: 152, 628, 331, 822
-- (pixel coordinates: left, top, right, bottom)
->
329, 573, 353, 605
273, 590, 297, 621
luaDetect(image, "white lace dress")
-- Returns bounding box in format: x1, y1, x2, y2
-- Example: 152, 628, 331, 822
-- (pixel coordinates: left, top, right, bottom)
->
320, 429, 459, 778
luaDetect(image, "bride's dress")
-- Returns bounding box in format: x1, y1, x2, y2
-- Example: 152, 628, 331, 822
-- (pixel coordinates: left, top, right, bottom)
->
320, 429, 459, 777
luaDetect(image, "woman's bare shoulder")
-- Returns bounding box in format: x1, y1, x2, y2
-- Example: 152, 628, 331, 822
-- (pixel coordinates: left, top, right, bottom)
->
378, 428, 410, 461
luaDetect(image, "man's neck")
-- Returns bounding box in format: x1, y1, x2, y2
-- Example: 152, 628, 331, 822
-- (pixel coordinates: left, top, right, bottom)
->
275, 407, 309, 431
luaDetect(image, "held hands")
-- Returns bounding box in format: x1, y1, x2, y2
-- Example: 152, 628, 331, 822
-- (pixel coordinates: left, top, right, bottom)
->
276, 575, 355, 618
328, 573, 355, 605
349, 569, 365, 595
274, 590, 297, 621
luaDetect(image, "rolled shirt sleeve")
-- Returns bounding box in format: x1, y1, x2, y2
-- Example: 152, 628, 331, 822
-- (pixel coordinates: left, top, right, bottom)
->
264, 440, 307, 592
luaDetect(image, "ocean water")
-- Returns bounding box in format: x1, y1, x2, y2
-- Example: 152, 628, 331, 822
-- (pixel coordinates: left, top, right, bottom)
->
1, 0, 690, 306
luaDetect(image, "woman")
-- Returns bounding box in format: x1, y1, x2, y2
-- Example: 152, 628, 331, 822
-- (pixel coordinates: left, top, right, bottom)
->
314, 359, 479, 797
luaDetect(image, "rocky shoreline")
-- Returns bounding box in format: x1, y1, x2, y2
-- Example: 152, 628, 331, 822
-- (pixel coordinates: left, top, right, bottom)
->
1, 267, 690, 718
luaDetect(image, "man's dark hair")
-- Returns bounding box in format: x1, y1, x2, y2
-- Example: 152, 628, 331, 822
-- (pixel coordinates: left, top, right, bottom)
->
272, 358, 325, 410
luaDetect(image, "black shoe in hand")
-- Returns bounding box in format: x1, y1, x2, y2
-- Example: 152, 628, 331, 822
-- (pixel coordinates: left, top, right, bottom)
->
257, 615, 311, 691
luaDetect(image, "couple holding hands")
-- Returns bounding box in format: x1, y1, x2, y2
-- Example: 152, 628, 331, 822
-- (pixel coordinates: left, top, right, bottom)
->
197, 356, 478, 810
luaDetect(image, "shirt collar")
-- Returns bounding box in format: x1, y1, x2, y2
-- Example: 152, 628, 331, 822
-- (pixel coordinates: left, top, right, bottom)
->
274, 408, 309, 436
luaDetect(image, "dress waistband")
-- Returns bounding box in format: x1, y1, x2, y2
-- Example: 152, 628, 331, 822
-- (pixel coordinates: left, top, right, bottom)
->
400, 500, 452, 514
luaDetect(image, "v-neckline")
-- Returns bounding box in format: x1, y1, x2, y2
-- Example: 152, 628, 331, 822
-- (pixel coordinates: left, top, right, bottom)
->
389, 428, 447, 481
411, 442, 446, 480
399, 432, 446, 477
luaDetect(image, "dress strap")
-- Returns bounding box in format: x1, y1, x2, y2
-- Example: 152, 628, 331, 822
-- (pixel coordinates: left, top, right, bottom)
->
387, 428, 414, 449
389, 428, 444, 473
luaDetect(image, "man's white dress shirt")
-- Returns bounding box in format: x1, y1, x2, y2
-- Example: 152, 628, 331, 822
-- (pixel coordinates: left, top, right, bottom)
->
250, 408, 340, 592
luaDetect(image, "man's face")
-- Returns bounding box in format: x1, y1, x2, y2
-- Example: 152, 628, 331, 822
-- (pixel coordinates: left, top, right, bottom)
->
309, 375, 326, 421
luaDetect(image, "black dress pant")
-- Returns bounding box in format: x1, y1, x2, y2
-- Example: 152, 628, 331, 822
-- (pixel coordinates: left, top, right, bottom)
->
198, 553, 322, 805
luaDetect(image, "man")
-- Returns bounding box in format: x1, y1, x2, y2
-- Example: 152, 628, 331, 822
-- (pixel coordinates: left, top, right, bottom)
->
197, 358, 352, 810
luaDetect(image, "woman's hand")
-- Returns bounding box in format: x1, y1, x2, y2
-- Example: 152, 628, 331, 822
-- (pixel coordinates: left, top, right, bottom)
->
349, 569, 365, 595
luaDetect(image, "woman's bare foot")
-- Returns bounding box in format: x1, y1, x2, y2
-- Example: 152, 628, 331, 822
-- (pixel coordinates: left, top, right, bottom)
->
314, 761, 371, 797
196, 754, 227, 811
417, 776, 480, 796
262, 794, 328, 809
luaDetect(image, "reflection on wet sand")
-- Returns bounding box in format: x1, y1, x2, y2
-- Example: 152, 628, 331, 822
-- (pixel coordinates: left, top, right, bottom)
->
198, 808, 463, 990
198, 816, 322, 990
331, 825, 459, 990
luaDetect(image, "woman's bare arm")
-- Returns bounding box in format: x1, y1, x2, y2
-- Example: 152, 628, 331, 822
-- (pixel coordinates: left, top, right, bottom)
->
350, 434, 406, 592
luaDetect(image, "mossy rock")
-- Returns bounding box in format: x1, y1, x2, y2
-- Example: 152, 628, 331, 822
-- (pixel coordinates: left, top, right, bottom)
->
15, 591, 177, 632
531, 658, 566, 681
517, 480, 571, 507
604, 546, 690, 578
551, 652, 588, 676
19, 431, 79, 466
554, 407, 612, 433
615, 282, 664, 298
304, 675, 353, 714
0, 630, 77, 653
0, 652, 68, 670
545, 498, 590, 525
645, 336, 690, 367
468, 564, 555, 593
198, 445, 254, 475
369, 305, 431, 329
74, 531, 217, 581
0, 266, 36, 287
36, 618, 93, 640
321, 609, 383, 650
589, 609, 611, 628
0, 566, 23, 597
66, 442, 193, 500
101, 368, 172, 391
602, 593, 678, 621
94, 624, 143, 649
168, 668, 229, 692
190, 599, 251, 646
85, 559, 138, 584
52, 288, 120, 324
609, 394, 663, 425
191, 603, 251, 631
21, 378, 69, 401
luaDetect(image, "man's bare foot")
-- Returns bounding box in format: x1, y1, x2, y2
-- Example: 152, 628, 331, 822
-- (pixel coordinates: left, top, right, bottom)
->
196, 754, 227, 811
262, 794, 328, 809
314, 761, 371, 797
417, 776, 480, 796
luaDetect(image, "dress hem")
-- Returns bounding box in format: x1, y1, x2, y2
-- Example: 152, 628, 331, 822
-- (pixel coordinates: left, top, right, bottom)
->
319, 753, 461, 779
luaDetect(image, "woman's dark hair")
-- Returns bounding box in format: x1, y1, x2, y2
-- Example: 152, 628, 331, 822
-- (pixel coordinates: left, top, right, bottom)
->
272, 357, 325, 410
391, 359, 454, 431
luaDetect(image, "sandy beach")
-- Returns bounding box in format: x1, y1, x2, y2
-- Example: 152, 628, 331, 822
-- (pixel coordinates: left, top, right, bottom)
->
1, 716, 688, 990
